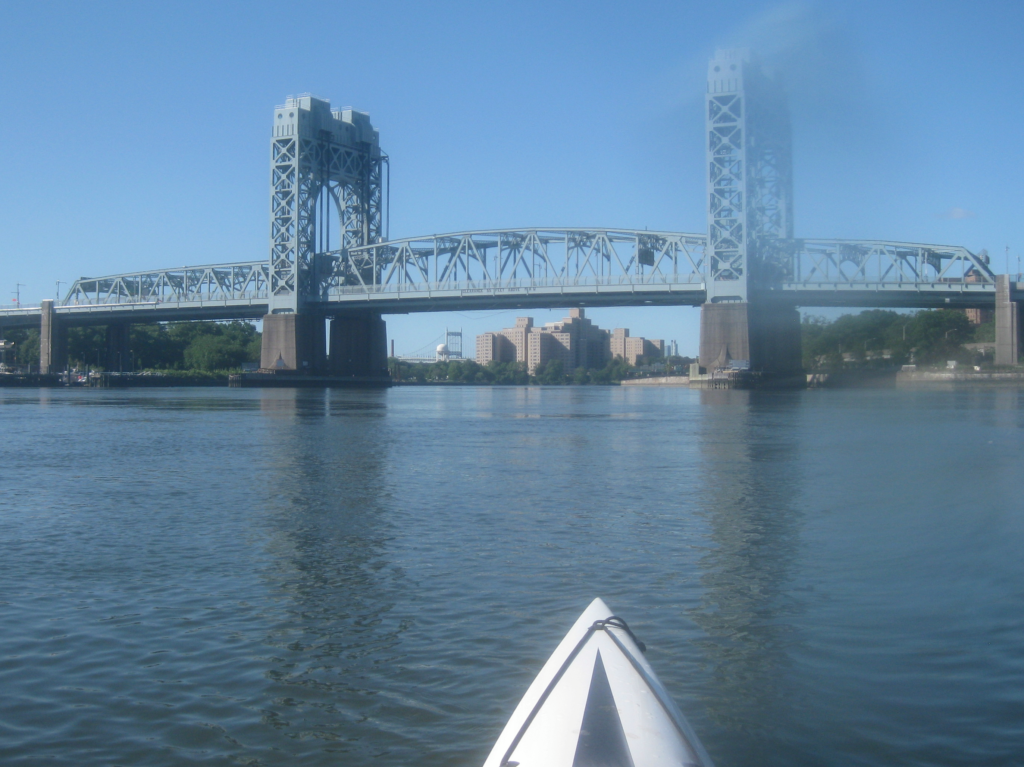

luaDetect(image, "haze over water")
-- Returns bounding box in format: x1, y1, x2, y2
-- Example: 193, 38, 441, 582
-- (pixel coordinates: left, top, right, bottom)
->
1, 385, 1022, 766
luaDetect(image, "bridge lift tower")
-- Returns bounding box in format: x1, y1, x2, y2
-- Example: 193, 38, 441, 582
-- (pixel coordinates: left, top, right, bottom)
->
700, 49, 803, 376
260, 95, 389, 377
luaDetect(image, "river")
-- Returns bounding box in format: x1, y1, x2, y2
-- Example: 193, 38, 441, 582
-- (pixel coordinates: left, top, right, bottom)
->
1, 385, 1022, 766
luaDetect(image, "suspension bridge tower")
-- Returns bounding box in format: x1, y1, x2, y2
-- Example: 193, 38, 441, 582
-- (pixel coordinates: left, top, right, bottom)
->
260, 95, 389, 377
700, 49, 803, 377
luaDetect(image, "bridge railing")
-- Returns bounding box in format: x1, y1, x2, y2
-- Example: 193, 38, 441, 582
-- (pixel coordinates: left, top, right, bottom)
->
62, 261, 271, 307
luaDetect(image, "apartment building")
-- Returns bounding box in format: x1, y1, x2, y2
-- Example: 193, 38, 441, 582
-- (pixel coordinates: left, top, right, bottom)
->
528, 326, 573, 374
476, 332, 517, 364
475, 309, 664, 373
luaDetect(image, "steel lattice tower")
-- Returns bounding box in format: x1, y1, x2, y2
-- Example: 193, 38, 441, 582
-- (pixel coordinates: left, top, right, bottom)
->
268, 96, 386, 313
705, 49, 793, 301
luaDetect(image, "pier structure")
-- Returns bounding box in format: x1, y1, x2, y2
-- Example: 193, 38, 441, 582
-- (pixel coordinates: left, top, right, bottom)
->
996, 275, 1020, 366
259, 96, 389, 379
700, 49, 801, 376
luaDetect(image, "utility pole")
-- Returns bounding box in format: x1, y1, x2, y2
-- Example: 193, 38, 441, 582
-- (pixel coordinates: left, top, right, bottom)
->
56, 280, 64, 301
12, 283, 23, 308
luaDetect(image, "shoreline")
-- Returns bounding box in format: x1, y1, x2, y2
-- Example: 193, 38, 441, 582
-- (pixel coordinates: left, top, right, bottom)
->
896, 370, 1024, 385
5, 369, 1024, 390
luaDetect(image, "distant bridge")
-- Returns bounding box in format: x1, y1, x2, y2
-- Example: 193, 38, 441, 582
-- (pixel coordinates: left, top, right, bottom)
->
2, 51, 1020, 374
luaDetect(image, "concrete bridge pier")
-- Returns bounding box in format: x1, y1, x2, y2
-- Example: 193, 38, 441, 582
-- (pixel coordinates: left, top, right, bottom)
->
39, 299, 68, 374
255, 311, 387, 381
698, 301, 803, 377
328, 312, 388, 378
105, 321, 131, 372
260, 313, 326, 372
995, 275, 1020, 366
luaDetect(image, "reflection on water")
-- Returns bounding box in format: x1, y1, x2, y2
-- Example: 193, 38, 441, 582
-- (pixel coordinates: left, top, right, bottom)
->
0, 386, 1022, 766
254, 390, 411, 755
690, 391, 805, 742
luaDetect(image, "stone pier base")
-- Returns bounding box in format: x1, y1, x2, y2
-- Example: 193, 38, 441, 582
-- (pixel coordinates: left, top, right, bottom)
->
259, 312, 387, 377
995, 275, 1020, 366
329, 313, 388, 377
260, 313, 326, 372
39, 299, 68, 374
699, 301, 802, 376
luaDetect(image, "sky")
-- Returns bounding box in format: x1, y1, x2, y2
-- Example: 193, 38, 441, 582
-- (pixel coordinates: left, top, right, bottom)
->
2, 0, 1023, 357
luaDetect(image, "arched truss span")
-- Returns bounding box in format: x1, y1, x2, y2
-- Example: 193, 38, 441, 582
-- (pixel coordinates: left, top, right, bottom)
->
42, 233, 997, 317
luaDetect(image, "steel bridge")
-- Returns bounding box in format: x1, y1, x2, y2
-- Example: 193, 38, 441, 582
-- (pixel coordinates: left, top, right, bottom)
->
2, 51, 1020, 373
0, 231, 997, 329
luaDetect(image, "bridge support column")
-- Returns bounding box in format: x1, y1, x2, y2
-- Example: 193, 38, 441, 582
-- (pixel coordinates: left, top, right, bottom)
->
328, 313, 388, 378
39, 299, 68, 374
106, 321, 131, 372
699, 302, 802, 376
995, 275, 1020, 366
260, 313, 326, 372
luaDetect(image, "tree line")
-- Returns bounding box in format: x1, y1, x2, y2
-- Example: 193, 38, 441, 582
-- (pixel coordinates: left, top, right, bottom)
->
389, 356, 694, 385
0, 309, 1001, 377
0, 321, 261, 372
801, 309, 993, 369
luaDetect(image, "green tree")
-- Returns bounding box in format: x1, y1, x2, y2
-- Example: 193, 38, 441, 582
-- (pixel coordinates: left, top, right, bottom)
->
904, 309, 971, 365
1, 328, 40, 367
801, 308, 979, 370
534, 360, 566, 385
31, 320, 262, 372
180, 322, 261, 371
802, 310, 906, 370
67, 326, 109, 368
183, 334, 236, 370
485, 360, 529, 384
973, 320, 995, 343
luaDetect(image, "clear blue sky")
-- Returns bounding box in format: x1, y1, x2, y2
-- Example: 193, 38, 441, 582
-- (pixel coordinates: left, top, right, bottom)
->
2, 0, 1022, 356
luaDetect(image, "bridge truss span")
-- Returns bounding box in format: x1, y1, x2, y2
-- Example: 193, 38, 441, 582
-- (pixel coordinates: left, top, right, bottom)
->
316, 228, 709, 309
14, 234, 996, 324
786, 239, 994, 284
763, 238, 998, 306
63, 261, 271, 311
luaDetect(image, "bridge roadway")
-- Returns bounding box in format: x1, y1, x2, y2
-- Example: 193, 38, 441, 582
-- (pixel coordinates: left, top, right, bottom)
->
0, 228, 1008, 330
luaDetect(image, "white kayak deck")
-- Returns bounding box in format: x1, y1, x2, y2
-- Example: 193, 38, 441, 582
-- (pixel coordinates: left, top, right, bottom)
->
483, 598, 714, 767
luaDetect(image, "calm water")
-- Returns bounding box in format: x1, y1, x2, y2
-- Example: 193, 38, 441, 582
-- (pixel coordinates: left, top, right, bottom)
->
0, 385, 1022, 766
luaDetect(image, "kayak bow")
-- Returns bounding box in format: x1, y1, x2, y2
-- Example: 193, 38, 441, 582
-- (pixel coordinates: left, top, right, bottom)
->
483, 598, 713, 767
